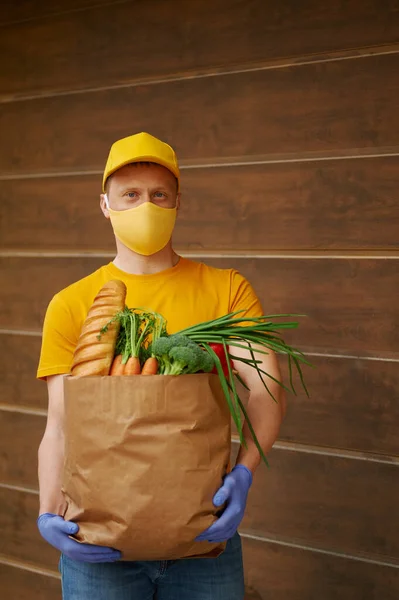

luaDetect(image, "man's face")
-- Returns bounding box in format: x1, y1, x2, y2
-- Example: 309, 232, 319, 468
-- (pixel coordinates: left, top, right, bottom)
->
100, 162, 180, 214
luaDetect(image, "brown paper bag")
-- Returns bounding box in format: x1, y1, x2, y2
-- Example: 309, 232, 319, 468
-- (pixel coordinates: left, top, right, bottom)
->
62, 373, 231, 561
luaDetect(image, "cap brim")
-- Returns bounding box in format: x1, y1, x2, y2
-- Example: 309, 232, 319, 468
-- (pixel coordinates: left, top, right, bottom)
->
103, 155, 180, 192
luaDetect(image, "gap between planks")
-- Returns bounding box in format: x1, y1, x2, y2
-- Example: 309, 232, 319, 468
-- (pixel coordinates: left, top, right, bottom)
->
0, 44, 398, 104
0, 328, 398, 363
0, 403, 397, 465
239, 531, 399, 569
0, 146, 399, 179
232, 437, 399, 466
0, 553, 60, 579
0, 250, 398, 259
0, 523, 397, 573
0, 487, 398, 569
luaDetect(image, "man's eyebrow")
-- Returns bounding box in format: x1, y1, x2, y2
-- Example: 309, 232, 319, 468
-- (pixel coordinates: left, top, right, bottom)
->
119, 184, 172, 192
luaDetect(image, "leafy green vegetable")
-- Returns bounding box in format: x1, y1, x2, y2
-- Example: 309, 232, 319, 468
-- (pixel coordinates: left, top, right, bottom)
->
177, 311, 313, 465
152, 334, 214, 375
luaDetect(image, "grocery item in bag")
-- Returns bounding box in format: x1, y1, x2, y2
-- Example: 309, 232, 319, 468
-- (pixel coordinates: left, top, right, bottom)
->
62, 372, 231, 560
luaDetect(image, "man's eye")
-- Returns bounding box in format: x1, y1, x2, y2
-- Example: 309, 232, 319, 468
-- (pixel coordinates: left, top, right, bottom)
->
154, 192, 166, 198
127, 192, 137, 198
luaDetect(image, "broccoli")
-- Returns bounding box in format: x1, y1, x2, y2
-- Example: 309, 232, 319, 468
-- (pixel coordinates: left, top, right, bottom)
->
152, 334, 215, 375
199, 350, 215, 373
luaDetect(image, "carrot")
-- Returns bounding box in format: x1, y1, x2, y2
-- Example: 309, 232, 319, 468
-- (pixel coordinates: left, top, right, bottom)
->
141, 356, 158, 375
124, 356, 141, 375
110, 354, 125, 375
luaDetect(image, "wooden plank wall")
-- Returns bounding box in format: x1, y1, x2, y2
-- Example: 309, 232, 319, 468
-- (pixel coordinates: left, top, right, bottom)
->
1, 1, 398, 598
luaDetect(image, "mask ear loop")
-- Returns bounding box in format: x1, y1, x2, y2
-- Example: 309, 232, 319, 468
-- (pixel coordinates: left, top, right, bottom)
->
104, 193, 110, 209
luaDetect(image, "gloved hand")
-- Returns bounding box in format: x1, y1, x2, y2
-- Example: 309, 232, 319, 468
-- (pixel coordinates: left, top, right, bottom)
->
37, 513, 121, 563
195, 464, 253, 543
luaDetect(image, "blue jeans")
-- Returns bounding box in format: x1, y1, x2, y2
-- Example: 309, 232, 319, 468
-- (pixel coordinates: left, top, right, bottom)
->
59, 532, 244, 599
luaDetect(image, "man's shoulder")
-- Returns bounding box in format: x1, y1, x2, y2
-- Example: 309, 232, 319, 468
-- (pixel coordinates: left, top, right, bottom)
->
183, 257, 235, 281
55, 263, 111, 309
184, 257, 250, 293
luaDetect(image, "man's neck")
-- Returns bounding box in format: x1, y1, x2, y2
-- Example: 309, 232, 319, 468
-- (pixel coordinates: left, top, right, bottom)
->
112, 242, 180, 275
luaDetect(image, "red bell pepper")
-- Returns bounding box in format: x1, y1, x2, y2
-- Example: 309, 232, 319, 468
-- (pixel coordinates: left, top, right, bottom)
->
209, 343, 234, 376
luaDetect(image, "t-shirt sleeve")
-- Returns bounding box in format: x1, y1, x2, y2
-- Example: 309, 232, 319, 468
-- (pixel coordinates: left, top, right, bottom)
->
36, 293, 78, 381
229, 270, 264, 318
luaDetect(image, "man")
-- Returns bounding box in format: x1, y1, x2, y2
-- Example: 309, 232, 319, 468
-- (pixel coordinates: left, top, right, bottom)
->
36, 132, 285, 599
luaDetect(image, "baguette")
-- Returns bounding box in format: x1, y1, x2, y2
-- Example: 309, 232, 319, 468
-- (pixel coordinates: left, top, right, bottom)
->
71, 279, 127, 376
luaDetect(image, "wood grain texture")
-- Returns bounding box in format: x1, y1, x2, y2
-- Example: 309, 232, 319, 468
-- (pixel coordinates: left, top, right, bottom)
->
238, 446, 399, 561
2, 157, 399, 251
0, 335, 45, 409
242, 536, 399, 600
2, 410, 399, 561
0, 411, 43, 487
279, 355, 399, 456
1, 53, 399, 174
0, 487, 58, 569
1, 256, 397, 354
2, 332, 398, 455
1, 0, 399, 96
0, 563, 60, 599
0, 0, 113, 26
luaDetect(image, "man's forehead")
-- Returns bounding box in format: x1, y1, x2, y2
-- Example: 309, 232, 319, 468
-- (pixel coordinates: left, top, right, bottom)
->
112, 162, 176, 188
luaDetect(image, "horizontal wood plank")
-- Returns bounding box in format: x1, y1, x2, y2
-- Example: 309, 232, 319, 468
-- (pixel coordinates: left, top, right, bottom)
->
2, 411, 399, 561
0, 335, 46, 409
0, 256, 397, 354
0, 563, 60, 599
209, 257, 398, 355
1, 1, 399, 96
1, 53, 398, 174
0, 411, 43, 487
2, 157, 399, 251
0, 0, 112, 25
279, 355, 399, 456
0, 487, 58, 569
238, 446, 399, 561
242, 536, 399, 600
2, 332, 398, 455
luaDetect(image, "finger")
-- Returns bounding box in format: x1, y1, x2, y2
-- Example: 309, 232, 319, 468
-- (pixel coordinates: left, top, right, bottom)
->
195, 520, 221, 541
197, 503, 239, 541
205, 530, 236, 543
204, 523, 238, 543
66, 546, 122, 562
53, 516, 79, 535
195, 528, 212, 542
65, 539, 120, 556
213, 478, 234, 507
81, 552, 121, 563
195, 520, 228, 541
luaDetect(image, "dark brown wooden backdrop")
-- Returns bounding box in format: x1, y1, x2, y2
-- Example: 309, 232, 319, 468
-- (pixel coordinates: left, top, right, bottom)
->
0, 1, 398, 598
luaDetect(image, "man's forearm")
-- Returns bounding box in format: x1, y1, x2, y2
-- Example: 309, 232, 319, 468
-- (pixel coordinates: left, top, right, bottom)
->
235, 388, 285, 474
38, 431, 67, 516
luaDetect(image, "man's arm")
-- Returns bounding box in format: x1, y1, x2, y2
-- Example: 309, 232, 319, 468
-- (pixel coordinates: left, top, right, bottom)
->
231, 343, 286, 474
37, 374, 122, 561
38, 374, 67, 516
195, 344, 286, 543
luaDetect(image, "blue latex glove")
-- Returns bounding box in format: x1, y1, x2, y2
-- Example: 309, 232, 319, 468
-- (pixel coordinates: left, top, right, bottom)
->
195, 464, 253, 543
37, 513, 121, 563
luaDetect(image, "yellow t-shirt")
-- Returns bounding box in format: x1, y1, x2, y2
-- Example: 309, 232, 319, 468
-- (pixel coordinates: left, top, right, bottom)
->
36, 257, 263, 380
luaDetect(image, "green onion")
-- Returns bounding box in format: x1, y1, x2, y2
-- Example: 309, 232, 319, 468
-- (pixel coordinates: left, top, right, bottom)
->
178, 311, 312, 466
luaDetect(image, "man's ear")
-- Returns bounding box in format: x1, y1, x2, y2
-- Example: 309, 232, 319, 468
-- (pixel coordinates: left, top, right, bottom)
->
100, 194, 110, 219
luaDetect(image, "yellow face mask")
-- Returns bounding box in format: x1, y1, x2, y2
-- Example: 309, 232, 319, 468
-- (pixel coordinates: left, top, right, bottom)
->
104, 195, 177, 256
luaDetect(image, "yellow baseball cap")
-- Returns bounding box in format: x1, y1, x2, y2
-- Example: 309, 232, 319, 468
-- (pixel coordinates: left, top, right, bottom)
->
102, 132, 180, 192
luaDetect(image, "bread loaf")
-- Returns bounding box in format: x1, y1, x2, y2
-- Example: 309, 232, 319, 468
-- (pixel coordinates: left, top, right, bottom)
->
71, 279, 127, 376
